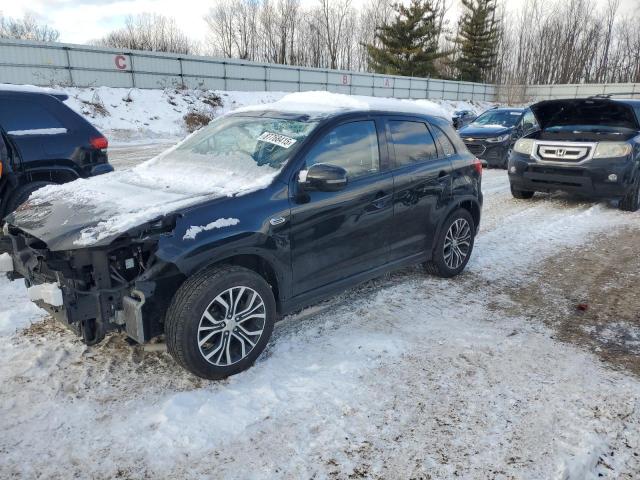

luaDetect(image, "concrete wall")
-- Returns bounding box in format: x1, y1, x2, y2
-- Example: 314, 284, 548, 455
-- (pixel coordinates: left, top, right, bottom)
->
0, 38, 497, 101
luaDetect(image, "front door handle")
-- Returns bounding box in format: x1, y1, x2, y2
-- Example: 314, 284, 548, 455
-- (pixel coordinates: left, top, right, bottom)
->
372, 192, 392, 209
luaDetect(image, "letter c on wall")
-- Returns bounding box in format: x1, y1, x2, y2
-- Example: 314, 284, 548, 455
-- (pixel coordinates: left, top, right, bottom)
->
114, 55, 127, 70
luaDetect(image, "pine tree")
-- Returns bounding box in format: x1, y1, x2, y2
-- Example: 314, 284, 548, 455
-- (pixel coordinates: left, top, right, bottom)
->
366, 0, 448, 78
454, 0, 501, 83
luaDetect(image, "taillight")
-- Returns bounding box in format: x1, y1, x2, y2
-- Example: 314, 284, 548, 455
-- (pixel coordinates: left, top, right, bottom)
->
90, 136, 108, 150
473, 158, 483, 175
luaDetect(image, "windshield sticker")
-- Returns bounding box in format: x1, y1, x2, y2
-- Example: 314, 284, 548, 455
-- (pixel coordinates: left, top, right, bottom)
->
257, 131, 297, 149
510, 112, 522, 115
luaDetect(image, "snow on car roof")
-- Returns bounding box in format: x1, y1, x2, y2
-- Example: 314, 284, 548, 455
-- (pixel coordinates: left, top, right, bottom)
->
0, 83, 68, 99
234, 91, 448, 119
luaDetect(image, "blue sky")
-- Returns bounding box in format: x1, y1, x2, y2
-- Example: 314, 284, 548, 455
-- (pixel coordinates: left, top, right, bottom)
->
1, 0, 637, 46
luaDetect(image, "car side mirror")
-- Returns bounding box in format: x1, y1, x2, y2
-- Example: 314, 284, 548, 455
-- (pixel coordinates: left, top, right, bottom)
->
299, 163, 348, 192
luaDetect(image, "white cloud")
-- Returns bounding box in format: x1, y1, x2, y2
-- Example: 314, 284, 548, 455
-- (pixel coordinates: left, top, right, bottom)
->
2, 0, 212, 45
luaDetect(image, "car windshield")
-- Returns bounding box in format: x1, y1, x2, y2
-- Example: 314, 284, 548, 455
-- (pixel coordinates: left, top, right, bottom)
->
157, 115, 318, 171
473, 110, 522, 127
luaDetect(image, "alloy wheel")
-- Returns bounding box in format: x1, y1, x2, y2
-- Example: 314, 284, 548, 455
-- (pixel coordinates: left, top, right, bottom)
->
197, 286, 266, 366
443, 218, 472, 270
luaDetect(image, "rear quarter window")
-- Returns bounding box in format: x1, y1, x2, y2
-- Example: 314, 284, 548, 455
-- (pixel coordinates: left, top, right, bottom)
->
431, 125, 456, 156
0, 98, 65, 133
389, 120, 437, 167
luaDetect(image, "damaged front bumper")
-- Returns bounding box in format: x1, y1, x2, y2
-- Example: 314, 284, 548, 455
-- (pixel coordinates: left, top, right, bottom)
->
4, 226, 173, 345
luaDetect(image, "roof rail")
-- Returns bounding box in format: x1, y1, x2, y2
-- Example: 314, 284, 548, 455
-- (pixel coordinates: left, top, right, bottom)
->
588, 94, 612, 99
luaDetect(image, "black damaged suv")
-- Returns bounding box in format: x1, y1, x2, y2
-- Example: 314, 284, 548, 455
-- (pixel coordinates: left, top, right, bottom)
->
3, 106, 483, 379
509, 97, 640, 211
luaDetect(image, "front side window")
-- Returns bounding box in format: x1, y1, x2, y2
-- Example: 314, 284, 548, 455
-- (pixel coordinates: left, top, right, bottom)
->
305, 121, 380, 179
389, 120, 437, 166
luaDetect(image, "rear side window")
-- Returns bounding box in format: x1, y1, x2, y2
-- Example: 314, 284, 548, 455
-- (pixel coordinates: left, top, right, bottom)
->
389, 121, 437, 167
431, 126, 456, 156
305, 121, 380, 179
0, 98, 65, 133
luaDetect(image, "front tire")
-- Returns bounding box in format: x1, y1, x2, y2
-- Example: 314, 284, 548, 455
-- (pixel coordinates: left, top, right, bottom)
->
424, 209, 475, 278
166, 265, 276, 380
619, 177, 640, 212
510, 184, 535, 199
503, 147, 512, 169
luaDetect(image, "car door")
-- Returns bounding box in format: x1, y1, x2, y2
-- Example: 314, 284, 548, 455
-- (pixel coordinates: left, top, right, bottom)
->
386, 118, 453, 261
289, 118, 394, 296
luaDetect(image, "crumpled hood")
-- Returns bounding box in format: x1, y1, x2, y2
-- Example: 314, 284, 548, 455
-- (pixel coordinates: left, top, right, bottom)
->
530, 98, 640, 131
7, 150, 281, 251
7, 174, 224, 251
458, 124, 512, 139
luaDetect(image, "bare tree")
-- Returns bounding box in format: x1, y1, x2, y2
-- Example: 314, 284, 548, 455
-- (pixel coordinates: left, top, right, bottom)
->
317, 0, 352, 69
0, 13, 59, 42
95, 14, 195, 54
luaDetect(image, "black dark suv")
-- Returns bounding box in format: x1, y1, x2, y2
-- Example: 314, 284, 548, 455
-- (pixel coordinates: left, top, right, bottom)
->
459, 107, 535, 168
3, 106, 482, 379
0, 86, 112, 226
509, 97, 640, 211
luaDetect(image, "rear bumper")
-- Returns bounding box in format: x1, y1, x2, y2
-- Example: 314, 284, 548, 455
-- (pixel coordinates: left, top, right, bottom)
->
89, 163, 114, 176
508, 153, 635, 198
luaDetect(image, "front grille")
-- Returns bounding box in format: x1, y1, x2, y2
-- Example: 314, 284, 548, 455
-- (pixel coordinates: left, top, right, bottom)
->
466, 144, 486, 156
536, 143, 591, 162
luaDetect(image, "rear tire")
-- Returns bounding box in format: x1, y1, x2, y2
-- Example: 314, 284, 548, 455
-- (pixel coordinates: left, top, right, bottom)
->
619, 177, 640, 212
166, 265, 276, 380
424, 209, 475, 278
6, 181, 54, 213
510, 184, 535, 199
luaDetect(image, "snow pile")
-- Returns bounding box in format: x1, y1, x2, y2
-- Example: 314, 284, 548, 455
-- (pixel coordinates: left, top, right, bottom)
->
184, 218, 240, 240
61, 87, 287, 142
51, 86, 496, 143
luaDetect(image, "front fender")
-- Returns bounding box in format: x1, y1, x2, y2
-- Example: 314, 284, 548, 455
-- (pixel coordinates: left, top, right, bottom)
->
154, 208, 291, 302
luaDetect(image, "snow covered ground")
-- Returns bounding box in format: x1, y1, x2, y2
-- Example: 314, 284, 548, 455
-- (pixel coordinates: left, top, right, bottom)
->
1, 164, 639, 479
57, 86, 495, 145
